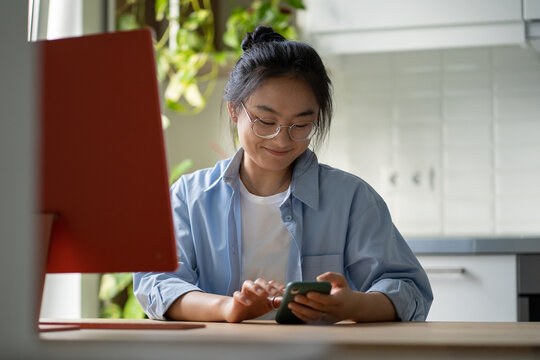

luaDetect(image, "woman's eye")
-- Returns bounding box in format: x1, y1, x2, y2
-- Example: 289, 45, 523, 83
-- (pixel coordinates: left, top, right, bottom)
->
294, 123, 309, 128
258, 119, 276, 126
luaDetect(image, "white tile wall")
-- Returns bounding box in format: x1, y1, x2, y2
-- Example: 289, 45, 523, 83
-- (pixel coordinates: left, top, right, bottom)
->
496, 145, 540, 170
443, 71, 491, 94
445, 172, 493, 199
493, 46, 540, 68
322, 45, 540, 236
443, 48, 491, 72
496, 93, 540, 116
395, 97, 440, 123
444, 199, 493, 235
444, 94, 492, 119
497, 120, 540, 145
496, 171, 540, 196
444, 123, 491, 147
444, 148, 492, 173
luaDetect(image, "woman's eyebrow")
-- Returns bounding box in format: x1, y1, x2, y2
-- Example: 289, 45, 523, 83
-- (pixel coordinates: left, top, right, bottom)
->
254, 104, 316, 117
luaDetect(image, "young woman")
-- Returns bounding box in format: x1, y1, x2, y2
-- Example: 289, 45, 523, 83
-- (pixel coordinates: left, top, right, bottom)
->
134, 26, 432, 324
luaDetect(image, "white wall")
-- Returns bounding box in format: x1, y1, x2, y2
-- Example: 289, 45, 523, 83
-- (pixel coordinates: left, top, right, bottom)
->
320, 46, 540, 237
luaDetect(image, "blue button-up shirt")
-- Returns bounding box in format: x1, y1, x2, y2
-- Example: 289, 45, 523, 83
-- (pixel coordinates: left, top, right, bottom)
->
133, 148, 433, 321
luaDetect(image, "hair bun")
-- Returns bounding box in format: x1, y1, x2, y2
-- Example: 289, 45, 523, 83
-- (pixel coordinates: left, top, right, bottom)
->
241, 26, 286, 52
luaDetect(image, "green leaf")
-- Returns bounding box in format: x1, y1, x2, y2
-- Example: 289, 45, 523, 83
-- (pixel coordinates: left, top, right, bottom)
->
117, 13, 140, 31
278, 25, 298, 41
223, 25, 240, 49
98, 273, 133, 301
284, 0, 306, 10
155, 0, 168, 21
161, 113, 171, 130
184, 9, 211, 30
165, 98, 187, 112
185, 83, 204, 108
213, 51, 230, 66
169, 159, 194, 185
100, 302, 123, 319
156, 52, 171, 83
255, 2, 273, 24
123, 285, 147, 319
186, 31, 206, 52
164, 74, 186, 102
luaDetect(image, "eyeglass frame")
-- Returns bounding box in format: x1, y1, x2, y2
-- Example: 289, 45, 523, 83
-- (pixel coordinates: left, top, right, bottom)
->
240, 102, 318, 142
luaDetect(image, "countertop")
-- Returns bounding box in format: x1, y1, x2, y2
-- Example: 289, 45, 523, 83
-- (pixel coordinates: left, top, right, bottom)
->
405, 236, 540, 255
39, 319, 540, 360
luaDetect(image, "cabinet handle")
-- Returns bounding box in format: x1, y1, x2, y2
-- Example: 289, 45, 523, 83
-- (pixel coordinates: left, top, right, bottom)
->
424, 267, 466, 275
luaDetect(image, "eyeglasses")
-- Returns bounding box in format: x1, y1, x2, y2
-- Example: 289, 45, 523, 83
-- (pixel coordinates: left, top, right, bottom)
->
241, 102, 317, 142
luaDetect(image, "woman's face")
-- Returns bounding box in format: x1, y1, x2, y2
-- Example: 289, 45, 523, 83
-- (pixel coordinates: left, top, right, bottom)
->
229, 76, 319, 176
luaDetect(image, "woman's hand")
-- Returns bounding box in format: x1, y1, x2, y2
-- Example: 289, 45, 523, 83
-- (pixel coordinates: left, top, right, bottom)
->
222, 278, 285, 323
287, 272, 397, 324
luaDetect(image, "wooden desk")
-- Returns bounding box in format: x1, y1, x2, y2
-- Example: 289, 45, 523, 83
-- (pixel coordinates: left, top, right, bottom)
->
40, 319, 540, 360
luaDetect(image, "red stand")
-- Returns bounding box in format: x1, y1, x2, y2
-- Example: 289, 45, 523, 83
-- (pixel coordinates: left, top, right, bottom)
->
36, 214, 204, 332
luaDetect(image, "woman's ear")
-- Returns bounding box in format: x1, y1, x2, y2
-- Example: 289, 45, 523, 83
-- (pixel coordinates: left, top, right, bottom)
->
227, 101, 239, 124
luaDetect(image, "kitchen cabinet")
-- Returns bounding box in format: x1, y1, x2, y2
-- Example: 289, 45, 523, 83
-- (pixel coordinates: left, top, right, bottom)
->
524, 0, 540, 18
418, 255, 517, 321
298, 0, 525, 54
525, 0, 540, 52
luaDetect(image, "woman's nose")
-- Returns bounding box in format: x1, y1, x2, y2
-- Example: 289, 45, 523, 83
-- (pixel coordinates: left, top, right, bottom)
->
273, 126, 293, 145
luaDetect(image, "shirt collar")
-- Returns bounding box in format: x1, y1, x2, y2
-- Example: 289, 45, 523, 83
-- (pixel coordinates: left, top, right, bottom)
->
290, 149, 319, 210
213, 147, 320, 210
222, 147, 244, 185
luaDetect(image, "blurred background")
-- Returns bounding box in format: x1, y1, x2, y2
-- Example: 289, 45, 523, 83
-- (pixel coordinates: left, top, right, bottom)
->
27, 0, 540, 323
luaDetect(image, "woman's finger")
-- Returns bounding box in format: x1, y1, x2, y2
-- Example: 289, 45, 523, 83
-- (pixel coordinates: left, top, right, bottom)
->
305, 291, 335, 306
316, 272, 348, 289
288, 302, 325, 323
233, 291, 252, 306
267, 280, 286, 295
255, 278, 285, 296
254, 278, 272, 292
272, 295, 283, 308
293, 293, 330, 311
242, 280, 267, 297
266, 295, 282, 309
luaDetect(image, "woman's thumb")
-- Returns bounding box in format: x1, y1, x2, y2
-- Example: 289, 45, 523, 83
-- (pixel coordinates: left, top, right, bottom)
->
316, 272, 347, 288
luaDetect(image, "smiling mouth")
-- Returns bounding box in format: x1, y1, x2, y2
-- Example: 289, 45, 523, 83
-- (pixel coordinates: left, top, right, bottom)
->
264, 147, 291, 156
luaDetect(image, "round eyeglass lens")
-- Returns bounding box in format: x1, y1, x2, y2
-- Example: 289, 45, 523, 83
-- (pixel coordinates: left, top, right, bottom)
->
253, 120, 279, 138
289, 122, 315, 140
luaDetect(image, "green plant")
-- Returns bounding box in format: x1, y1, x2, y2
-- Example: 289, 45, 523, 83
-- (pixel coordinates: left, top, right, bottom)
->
117, 0, 305, 114
99, 273, 145, 319
99, 0, 305, 319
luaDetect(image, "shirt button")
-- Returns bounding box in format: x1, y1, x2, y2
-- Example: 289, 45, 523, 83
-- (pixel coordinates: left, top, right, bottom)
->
284, 215, 292, 221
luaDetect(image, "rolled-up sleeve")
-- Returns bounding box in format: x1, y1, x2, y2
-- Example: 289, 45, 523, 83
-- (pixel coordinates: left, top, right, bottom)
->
345, 199, 433, 321
133, 178, 202, 320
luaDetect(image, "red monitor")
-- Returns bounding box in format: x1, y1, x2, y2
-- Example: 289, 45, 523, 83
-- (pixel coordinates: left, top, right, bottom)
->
38, 29, 178, 274
35, 29, 204, 332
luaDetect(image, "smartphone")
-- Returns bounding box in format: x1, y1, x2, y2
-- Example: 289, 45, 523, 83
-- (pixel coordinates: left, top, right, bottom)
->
275, 281, 332, 324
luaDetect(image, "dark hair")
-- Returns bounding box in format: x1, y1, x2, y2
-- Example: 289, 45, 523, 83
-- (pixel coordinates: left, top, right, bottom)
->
224, 26, 333, 149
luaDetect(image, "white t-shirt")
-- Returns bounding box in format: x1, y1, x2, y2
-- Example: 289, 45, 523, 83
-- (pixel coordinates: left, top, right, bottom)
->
238, 178, 291, 285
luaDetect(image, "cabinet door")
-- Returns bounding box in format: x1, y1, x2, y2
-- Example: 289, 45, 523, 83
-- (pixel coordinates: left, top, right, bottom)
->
298, 0, 524, 53
524, 0, 540, 19
300, 0, 522, 33
418, 255, 517, 321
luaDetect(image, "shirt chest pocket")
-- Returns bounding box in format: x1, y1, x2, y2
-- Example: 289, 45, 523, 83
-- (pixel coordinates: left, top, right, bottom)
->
301, 254, 343, 281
